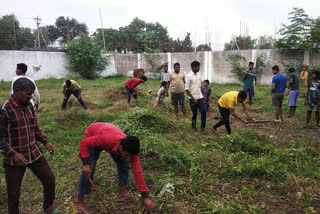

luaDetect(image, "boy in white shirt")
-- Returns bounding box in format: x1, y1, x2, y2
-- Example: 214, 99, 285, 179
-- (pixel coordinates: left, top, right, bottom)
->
154, 81, 169, 111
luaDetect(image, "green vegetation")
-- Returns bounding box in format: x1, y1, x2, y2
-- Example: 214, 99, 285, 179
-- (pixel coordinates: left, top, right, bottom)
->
0, 76, 319, 213
225, 53, 265, 80
66, 35, 111, 79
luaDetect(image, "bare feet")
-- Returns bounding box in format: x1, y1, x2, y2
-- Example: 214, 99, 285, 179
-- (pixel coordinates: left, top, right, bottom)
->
118, 185, 138, 201
210, 127, 220, 135
76, 195, 88, 214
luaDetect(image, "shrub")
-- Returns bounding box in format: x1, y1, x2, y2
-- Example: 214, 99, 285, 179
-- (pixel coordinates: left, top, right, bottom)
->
66, 35, 111, 79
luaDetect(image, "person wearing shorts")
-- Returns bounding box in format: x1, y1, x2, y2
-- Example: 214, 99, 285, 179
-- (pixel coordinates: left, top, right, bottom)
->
242, 62, 256, 105
271, 65, 287, 121
168, 63, 186, 117
286, 68, 300, 117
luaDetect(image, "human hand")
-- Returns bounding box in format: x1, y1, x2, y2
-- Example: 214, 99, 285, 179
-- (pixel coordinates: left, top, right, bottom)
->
34, 104, 39, 111
193, 98, 198, 104
13, 153, 28, 166
143, 198, 155, 211
241, 118, 248, 124
82, 165, 92, 179
78, 94, 82, 99
251, 118, 257, 124
207, 101, 210, 105
45, 143, 55, 156
285, 91, 289, 96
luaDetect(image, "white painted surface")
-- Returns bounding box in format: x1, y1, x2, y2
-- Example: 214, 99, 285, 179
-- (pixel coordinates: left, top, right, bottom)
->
0, 51, 69, 82
0, 50, 318, 85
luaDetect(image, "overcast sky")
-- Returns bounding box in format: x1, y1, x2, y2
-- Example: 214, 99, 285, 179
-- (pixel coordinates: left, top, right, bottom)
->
1, 0, 319, 50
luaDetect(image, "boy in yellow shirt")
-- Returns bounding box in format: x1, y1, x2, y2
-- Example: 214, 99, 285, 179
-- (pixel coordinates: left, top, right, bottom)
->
211, 90, 256, 135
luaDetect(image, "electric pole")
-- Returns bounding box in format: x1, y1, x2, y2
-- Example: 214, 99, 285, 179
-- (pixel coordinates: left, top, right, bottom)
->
99, 8, 106, 52
12, 17, 17, 49
34, 17, 41, 48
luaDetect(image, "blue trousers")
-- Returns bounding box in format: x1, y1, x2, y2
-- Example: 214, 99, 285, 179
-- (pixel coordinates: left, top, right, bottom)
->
78, 147, 130, 195
61, 89, 87, 109
125, 86, 137, 103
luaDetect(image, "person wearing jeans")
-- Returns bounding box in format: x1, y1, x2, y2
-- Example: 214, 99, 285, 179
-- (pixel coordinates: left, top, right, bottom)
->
61, 80, 87, 110
185, 61, 206, 131
76, 123, 154, 213
78, 147, 130, 195
125, 76, 147, 104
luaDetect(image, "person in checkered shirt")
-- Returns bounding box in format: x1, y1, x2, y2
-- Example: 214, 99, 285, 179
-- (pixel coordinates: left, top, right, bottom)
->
0, 78, 58, 214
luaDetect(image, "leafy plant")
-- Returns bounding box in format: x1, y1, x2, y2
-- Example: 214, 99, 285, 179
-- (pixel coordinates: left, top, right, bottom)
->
281, 58, 305, 75
66, 34, 111, 79
255, 55, 266, 74
143, 54, 167, 76
225, 53, 247, 80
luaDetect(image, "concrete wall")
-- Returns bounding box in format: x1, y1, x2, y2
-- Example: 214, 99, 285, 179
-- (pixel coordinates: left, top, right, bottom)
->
1, 49, 319, 85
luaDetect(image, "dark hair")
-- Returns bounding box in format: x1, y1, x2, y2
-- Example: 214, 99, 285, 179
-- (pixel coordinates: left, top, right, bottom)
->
141, 76, 147, 81
66, 80, 72, 87
13, 78, 35, 91
249, 62, 254, 66
272, 65, 280, 71
311, 71, 320, 79
238, 90, 247, 100
174, 62, 180, 68
162, 81, 167, 86
191, 61, 200, 68
17, 63, 28, 74
289, 68, 295, 73
204, 80, 210, 84
163, 64, 168, 68
120, 136, 140, 155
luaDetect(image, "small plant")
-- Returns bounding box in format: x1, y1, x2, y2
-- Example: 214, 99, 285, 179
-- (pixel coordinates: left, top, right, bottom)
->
143, 54, 167, 77
225, 53, 247, 80
225, 53, 266, 80
255, 55, 266, 74
33, 65, 41, 72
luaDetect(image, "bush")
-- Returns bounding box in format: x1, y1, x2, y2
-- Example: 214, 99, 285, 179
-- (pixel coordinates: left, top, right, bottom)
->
66, 35, 111, 79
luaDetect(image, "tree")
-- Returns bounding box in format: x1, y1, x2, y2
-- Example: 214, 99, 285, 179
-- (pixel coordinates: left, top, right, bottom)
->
46, 16, 88, 45
196, 44, 212, 51
66, 35, 110, 79
311, 17, 320, 48
255, 35, 274, 49
0, 14, 35, 50
276, 7, 314, 51
224, 35, 256, 50
182, 33, 194, 52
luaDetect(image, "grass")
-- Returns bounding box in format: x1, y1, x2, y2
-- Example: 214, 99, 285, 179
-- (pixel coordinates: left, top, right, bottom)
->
0, 75, 319, 213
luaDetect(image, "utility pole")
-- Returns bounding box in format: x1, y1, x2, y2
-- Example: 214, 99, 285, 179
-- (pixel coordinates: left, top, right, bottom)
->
34, 17, 41, 48
99, 8, 106, 52
12, 17, 17, 49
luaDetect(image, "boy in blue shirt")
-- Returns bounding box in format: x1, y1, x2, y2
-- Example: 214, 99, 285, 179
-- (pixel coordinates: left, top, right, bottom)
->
271, 65, 287, 121
202, 80, 212, 120
242, 62, 256, 105
302, 71, 320, 128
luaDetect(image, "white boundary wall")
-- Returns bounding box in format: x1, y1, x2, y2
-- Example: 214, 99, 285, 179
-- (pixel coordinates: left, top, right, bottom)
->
1, 50, 319, 85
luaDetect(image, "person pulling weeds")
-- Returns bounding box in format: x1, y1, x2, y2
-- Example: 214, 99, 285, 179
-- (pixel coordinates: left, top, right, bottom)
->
76, 122, 155, 212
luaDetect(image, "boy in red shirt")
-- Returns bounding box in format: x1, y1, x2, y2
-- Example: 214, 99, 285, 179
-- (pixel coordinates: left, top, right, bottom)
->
77, 123, 154, 212
125, 76, 147, 103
